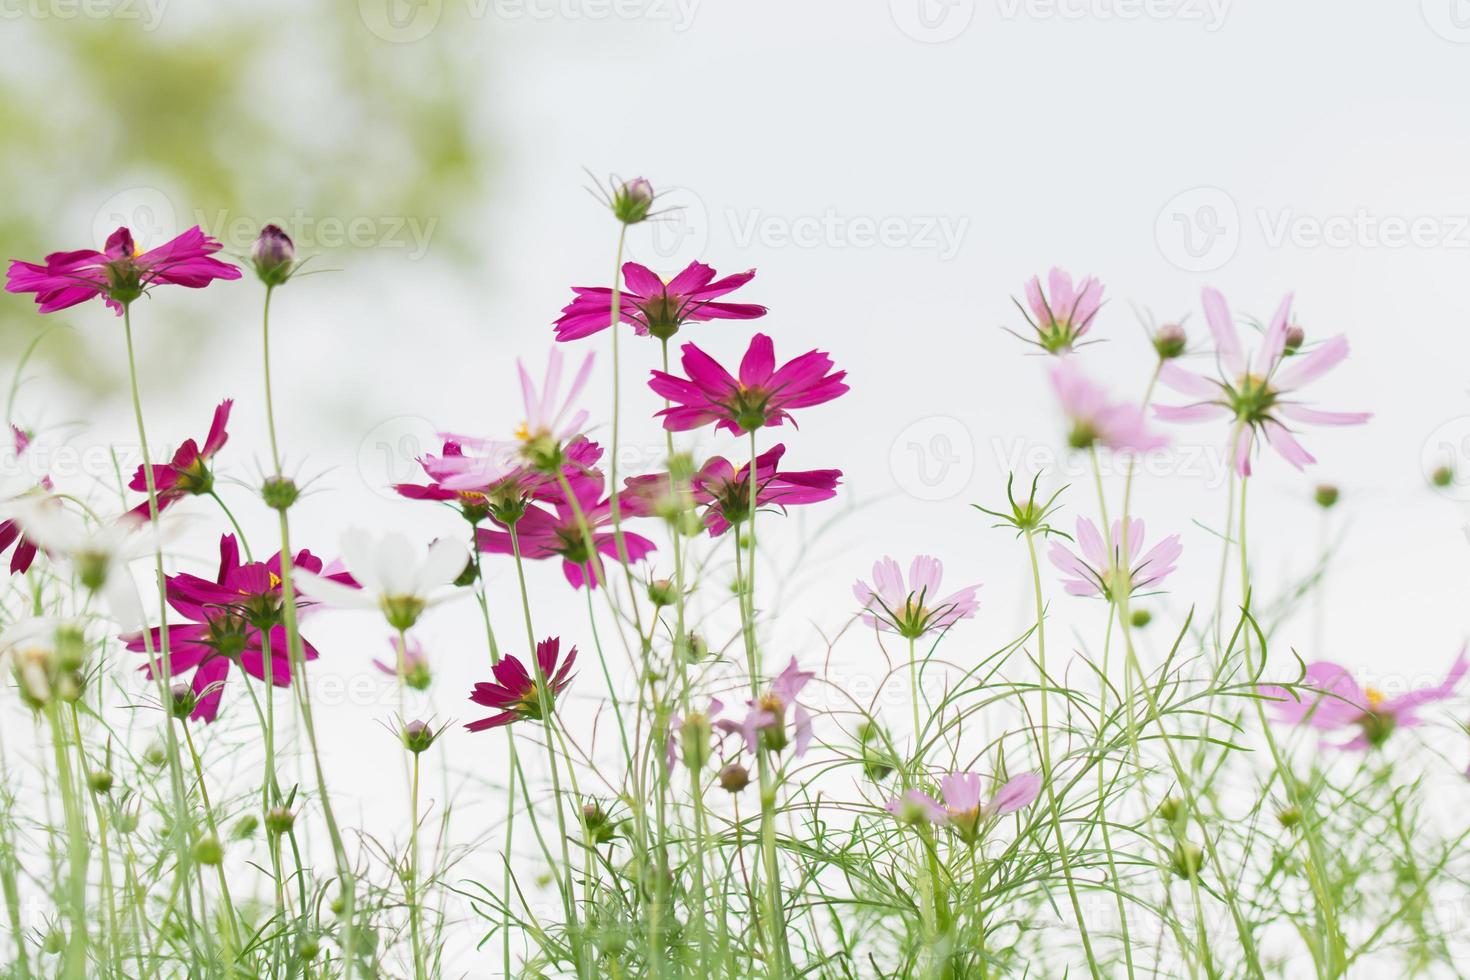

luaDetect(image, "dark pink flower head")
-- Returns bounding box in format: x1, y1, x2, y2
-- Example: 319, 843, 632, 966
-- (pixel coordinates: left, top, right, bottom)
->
475, 469, 655, 589
717, 656, 816, 757
0, 428, 50, 575
554, 261, 766, 342
465, 636, 577, 732
1017, 267, 1104, 354
120, 535, 353, 723
1050, 360, 1168, 454
128, 399, 232, 519
853, 556, 980, 639
6, 226, 240, 315
1259, 648, 1468, 750
885, 771, 1042, 838
650, 333, 849, 435
624, 443, 841, 537
1048, 517, 1181, 601
1153, 288, 1371, 476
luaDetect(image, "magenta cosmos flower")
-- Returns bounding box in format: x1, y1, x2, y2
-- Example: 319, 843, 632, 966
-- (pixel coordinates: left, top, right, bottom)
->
885, 771, 1042, 840
476, 470, 655, 589
6, 226, 240, 315
0, 426, 50, 575
1153, 288, 1370, 476
1050, 360, 1167, 454
123, 535, 354, 722
854, 556, 980, 639
1015, 267, 1104, 354
554, 261, 766, 342
649, 333, 849, 435
465, 637, 577, 731
396, 436, 603, 525
625, 443, 841, 537
129, 399, 232, 519
717, 657, 815, 757
1049, 517, 1181, 601
1259, 649, 1468, 750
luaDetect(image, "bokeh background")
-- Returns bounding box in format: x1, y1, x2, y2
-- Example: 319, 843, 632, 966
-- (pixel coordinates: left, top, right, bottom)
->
5, 1, 1470, 973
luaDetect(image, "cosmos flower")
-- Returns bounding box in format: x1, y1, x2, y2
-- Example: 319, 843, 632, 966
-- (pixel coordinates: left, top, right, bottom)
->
120, 535, 343, 723
649, 333, 848, 435
1015, 267, 1104, 354
554, 261, 766, 342
1048, 517, 1181, 600
853, 556, 980, 639
624, 443, 841, 537
465, 637, 577, 731
666, 698, 726, 772
295, 530, 467, 630
1153, 288, 1370, 475
0, 426, 50, 575
374, 635, 431, 691
400, 436, 604, 525
6, 226, 240, 315
475, 470, 655, 589
129, 399, 232, 518
1259, 649, 1468, 750
716, 657, 815, 757
1050, 360, 1168, 454
885, 771, 1043, 839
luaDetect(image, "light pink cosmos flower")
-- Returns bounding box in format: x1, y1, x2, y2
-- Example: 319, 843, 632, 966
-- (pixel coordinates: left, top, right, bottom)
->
6, 226, 240, 315
649, 333, 848, 435
1048, 517, 1181, 600
1050, 360, 1168, 454
1153, 288, 1371, 476
1016, 267, 1104, 354
374, 635, 431, 691
554, 261, 766, 342
717, 657, 815, 757
885, 771, 1042, 840
853, 556, 980, 639
1259, 649, 1468, 750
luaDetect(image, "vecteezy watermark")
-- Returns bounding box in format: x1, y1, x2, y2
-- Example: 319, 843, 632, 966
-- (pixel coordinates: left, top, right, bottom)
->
1154, 186, 1240, 273
93, 187, 179, 252
358, 415, 441, 499
890, 416, 975, 502
358, 0, 699, 42
1257, 208, 1470, 250
1422, 416, 1470, 502
889, 0, 976, 42
994, 0, 1230, 30
991, 438, 1235, 489
193, 208, 439, 261
624, 186, 710, 271
727, 210, 970, 261
0, 0, 167, 29
1421, 0, 1470, 43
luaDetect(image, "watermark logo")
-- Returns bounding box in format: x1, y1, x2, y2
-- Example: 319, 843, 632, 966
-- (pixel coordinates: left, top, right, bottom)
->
358, 415, 441, 499
625, 186, 709, 271
359, 0, 443, 42
1422, 0, 1470, 42
727, 209, 969, 260
890, 416, 974, 501
890, 0, 976, 42
1423, 416, 1470, 501
0, 0, 168, 30
92, 187, 178, 252
1155, 185, 1239, 272
994, 0, 1230, 30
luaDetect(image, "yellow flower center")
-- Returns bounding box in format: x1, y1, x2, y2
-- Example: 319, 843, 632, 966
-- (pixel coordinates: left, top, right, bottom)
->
1364, 686, 1385, 708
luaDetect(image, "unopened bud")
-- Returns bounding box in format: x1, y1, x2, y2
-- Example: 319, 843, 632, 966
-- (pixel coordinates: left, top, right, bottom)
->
1314, 484, 1339, 509
1153, 323, 1187, 360
252, 225, 297, 287
401, 720, 438, 754
648, 579, 678, 607
88, 770, 113, 794
192, 834, 223, 867
718, 763, 750, 793
1130, 608, 1152, 629
611, 177, 654, 225
261, 475, 300, 511
264, 806, 296, 835
1284, 324, 1305, 353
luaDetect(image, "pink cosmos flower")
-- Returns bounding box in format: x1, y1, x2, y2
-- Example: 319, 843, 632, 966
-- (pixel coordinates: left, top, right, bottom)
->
1153, 288, 1371, 475
1015, 267, 1104, 354
0, 426, 49, 575
1259, 649, 1468, 750
128, 399, 232, 519
554, 261, 766, 342
853, 556, 980, 639
374, 635, 431, 691
885, 771, 1043, 839
396, 437, 603, 525
717, 657, 815, 757
465, 637, 577, 731
1048, 517, 1181, 600
6, 226, 240, 315
649, 333, 848, 435
1050, 360, 1168, 454
123, 535, 353, 723
475, 470, 655, 589
624, 443, 841, 537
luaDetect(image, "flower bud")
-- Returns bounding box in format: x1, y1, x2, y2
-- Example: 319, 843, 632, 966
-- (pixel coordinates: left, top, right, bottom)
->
453, 557, 479, 588
679, 712, 713, 770
1284, 324, 1305, 353
298, 937, 320, 961
143, 742, 168, 768
648, 578, 678, 607
232, 814, 260, 840
674, 632, 708, 664
1313, 484, 1339, 509
1432, 465, 1454, 489
261, 475, 300, 511
88, 770, 114, 794
1152, 323, 1187, 360
1156, 797, 1184, 824
169, 681, 198, 720
192, 834, 223, 867
580, 802, 617, 845
1130, 608, 1152, 629
611, 178, 654, 225
1276, 806, 1302, 830
1170, 842, 1205, 880
264, 806, 296, 835
718, 763, 750, 793
115, 807, 140, 835
252, 225, 296, 287
401, 720, 438, 754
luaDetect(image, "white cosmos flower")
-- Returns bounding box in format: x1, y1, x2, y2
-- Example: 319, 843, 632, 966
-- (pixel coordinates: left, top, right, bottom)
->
294, 529, 467, 630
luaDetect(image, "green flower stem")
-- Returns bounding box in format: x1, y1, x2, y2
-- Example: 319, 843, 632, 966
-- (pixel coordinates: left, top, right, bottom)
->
180, 720, 243, 954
